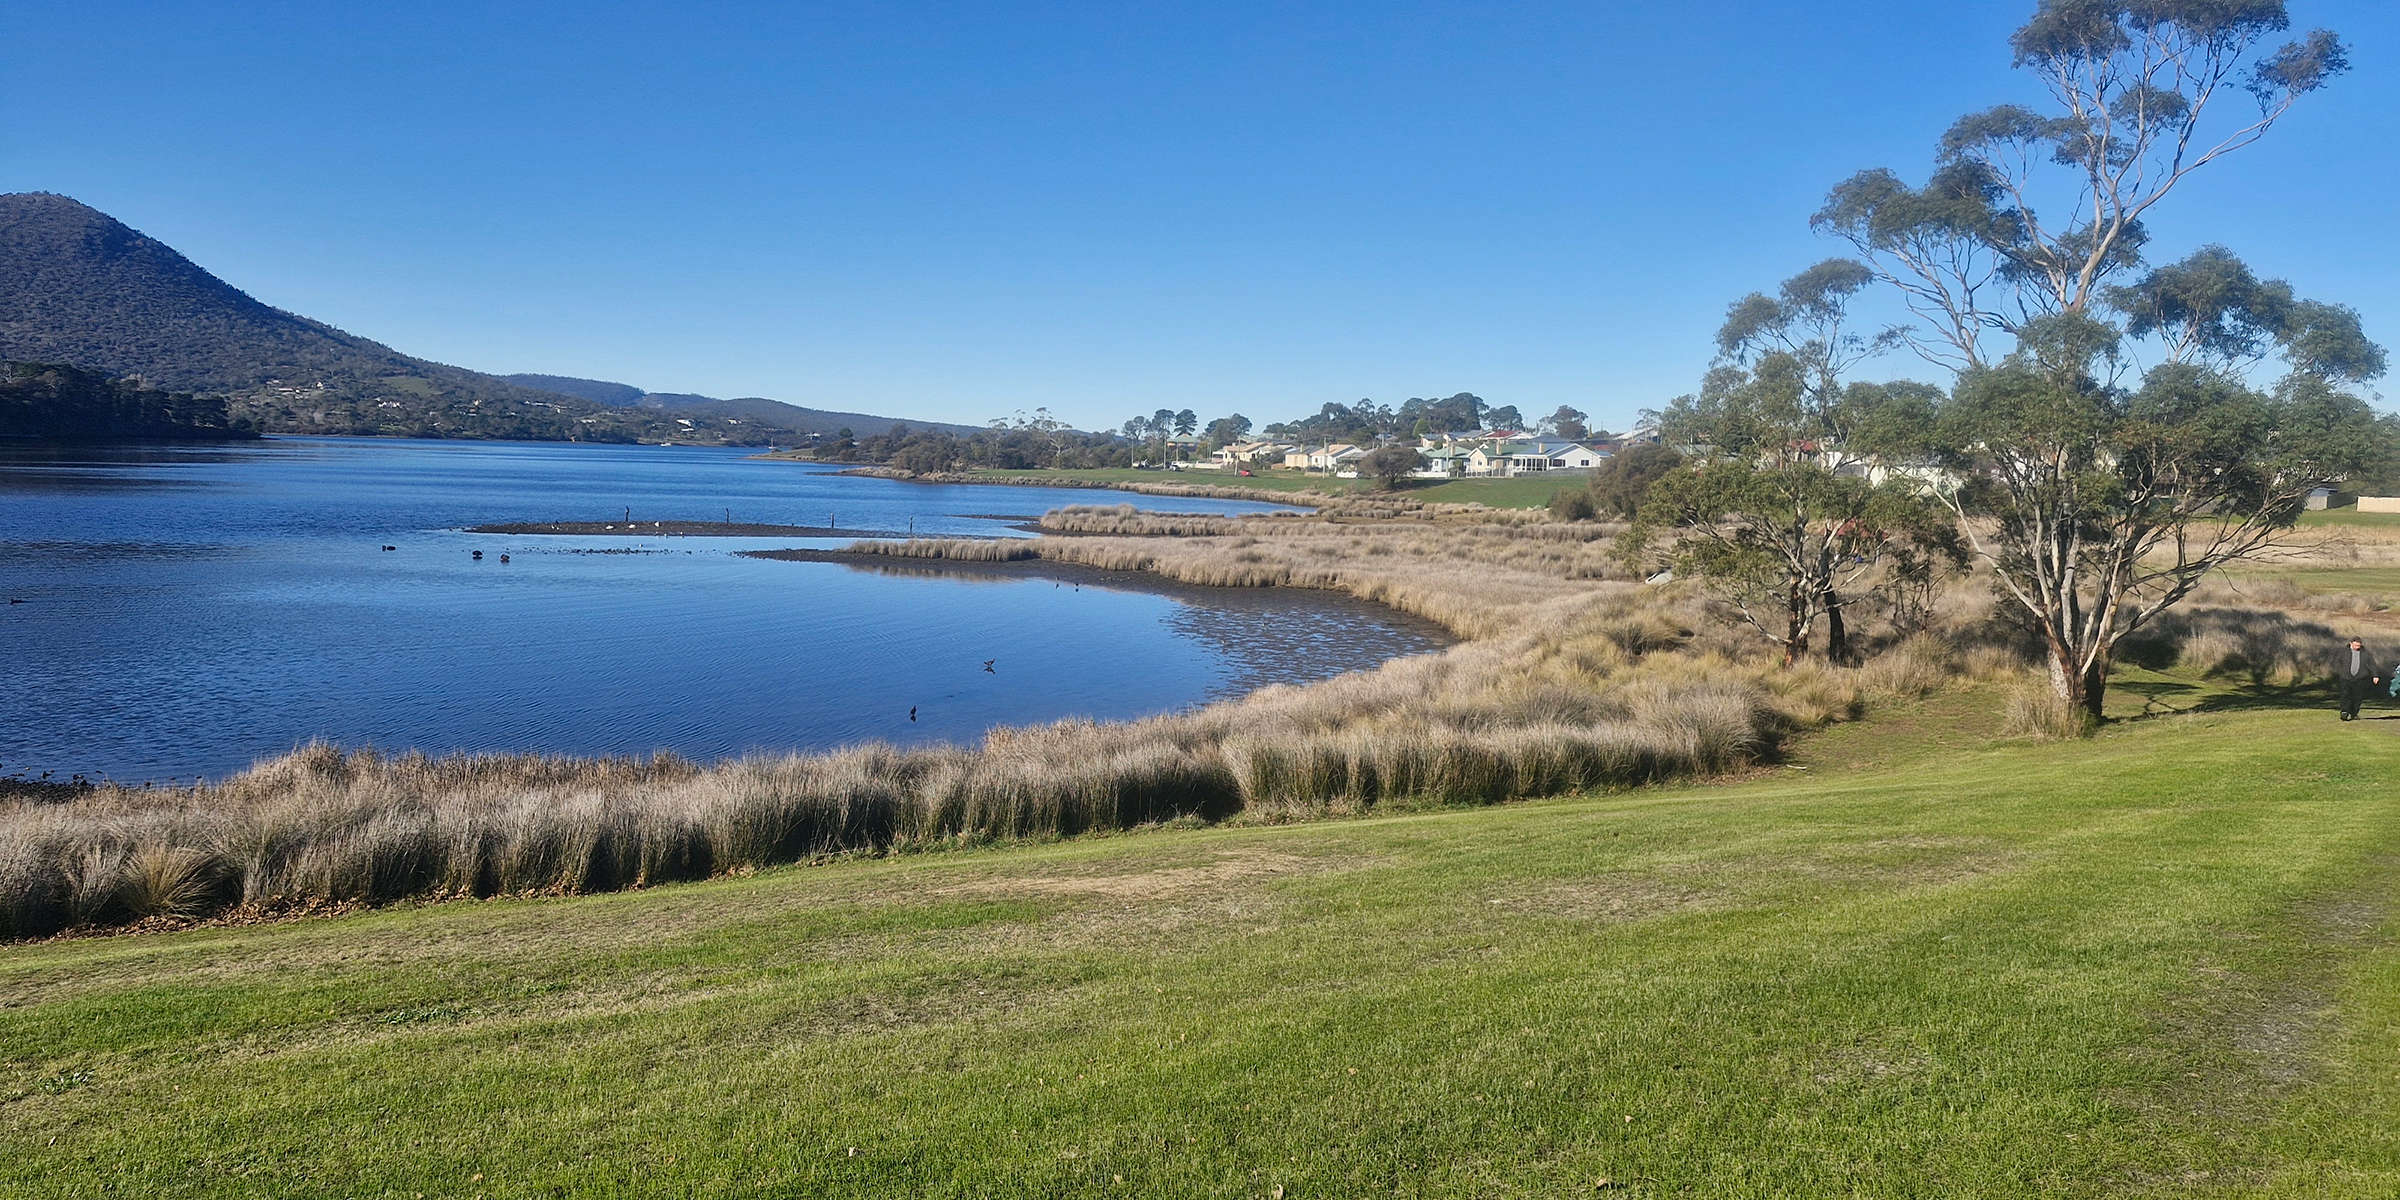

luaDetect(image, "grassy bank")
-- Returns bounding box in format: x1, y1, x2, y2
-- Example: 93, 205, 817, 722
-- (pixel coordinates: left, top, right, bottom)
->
4, 691, 2396, 1196
814, 464, 1581, 510
2298, 506, 2400, 529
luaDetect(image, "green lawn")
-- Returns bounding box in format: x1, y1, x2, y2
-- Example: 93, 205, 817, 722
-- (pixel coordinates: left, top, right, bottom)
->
956, 467, 1576, 509
1404, 474, 1577, 508
6, 687, 2398, 1196
962, 466, 1369, 498
2297, 506, 2400, 529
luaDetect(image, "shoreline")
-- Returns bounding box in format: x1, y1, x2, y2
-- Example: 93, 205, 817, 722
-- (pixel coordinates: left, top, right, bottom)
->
466, 519, 934, 538
758, 459, 1336, 508
5, 503, 1864, 941
737, 546, 1456, 640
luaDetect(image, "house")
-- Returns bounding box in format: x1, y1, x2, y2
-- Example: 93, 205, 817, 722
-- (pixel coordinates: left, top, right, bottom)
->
1465, 445, 1507, 476
1211, 440, 1290, 470
1307, 443, 1362, 471
1551, 443, 1609, 470
1283, 446, 1317, 470
1413, 447, 1471, 478
1467, 439, 1609, 476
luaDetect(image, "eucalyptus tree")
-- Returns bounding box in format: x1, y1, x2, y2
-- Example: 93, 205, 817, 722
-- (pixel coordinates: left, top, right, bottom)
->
1203, 413, 1252, 447
1900, 314, 2377, 721
1631, 262, 1957, 665
1799, 0, 2375, 721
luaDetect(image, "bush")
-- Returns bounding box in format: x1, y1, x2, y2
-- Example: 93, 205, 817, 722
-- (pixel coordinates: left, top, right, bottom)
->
1591, 443, 1684, 518
1549, 488, 1599, 521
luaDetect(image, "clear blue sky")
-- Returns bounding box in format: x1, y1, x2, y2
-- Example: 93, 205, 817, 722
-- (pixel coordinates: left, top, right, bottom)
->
10, 1, 2394, 431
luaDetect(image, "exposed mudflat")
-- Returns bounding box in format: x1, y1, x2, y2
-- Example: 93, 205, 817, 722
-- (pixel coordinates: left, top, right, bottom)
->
467, 519, 932, 538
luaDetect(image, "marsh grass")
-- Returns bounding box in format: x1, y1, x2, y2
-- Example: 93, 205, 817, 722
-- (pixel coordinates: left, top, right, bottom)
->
1, 584, 1840, 937
7, 496, 2318, 939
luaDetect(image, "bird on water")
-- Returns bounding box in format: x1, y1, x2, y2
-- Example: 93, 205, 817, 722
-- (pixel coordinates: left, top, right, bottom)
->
982, 659, 996, 673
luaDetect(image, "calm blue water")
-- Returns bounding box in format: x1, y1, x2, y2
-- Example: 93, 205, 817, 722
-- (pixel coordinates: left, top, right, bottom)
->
0, 438, 1446, 783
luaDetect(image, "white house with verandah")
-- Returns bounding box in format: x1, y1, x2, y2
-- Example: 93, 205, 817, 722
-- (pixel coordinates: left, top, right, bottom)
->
1210, 440, 1291, 469
1465, 439, 1610, 476
1307, 444, 1364, 471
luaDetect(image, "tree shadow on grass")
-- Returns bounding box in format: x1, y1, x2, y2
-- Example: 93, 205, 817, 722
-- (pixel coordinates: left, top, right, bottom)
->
2114, 678, 2344, 723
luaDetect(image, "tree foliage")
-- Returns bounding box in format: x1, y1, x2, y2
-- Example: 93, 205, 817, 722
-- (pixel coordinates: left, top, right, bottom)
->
1544, 405, 1590, 440
0, 361, 257, 441
1886, 319, 2378, 718
1359, 444, 1426, 488
1588, 443, 1684, 518
1634, 269, 1961, 665
1799, 1, 2374, 720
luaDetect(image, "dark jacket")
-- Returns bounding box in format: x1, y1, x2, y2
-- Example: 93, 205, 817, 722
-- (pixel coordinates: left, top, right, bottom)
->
2334, 645, 2381, 681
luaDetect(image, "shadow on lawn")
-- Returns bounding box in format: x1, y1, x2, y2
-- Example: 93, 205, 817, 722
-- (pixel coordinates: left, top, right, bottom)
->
2114, 678, 2346, 722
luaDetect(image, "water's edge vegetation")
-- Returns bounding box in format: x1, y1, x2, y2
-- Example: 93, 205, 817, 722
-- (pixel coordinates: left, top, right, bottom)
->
2, 493, 2359, 940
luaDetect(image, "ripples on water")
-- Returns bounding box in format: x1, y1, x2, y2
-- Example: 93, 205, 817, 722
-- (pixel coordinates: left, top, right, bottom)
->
0, 438, 1449, 782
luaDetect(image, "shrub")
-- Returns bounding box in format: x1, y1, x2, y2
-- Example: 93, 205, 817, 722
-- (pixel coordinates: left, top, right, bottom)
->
1589, 443, 1684, 518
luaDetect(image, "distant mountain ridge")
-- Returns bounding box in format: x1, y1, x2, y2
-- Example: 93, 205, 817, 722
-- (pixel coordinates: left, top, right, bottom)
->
0, 192, 972, 443
501, 374, 984, 438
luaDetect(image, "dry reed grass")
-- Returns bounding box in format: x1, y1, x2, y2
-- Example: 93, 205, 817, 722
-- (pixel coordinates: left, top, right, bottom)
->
7, 496, 2312, 938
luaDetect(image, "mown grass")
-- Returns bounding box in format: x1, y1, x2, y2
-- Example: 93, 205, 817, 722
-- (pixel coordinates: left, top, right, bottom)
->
2296, 506, 2400, 529
2, 692, 2396, 1197
1403, 474, 1580, 508
956, 467, 1574, 509
968, 465, 1362, 493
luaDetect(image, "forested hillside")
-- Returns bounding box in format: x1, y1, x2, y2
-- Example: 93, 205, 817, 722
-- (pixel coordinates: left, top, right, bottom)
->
0, 194, 788, 443
0, 361, 256, 440
503, 373, 986, 437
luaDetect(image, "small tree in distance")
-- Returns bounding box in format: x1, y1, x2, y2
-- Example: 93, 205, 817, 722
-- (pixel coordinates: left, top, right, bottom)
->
1629, 260, 1960, 665
1359, 444, 1425, 489
1588, 443, 1683, 518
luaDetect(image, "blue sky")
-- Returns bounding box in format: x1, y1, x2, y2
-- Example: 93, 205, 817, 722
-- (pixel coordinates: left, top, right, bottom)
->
10, 1, 2394, 431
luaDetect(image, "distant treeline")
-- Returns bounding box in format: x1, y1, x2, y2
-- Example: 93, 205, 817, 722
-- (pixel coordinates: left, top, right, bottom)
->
0, 361, 258, 441
812, 410, 1140, 471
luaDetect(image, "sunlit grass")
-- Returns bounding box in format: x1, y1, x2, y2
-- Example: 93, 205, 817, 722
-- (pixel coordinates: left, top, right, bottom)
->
3, 693, 2396, 1196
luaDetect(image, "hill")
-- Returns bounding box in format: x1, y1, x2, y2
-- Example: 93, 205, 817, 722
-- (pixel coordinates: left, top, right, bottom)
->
0, 193, 790, 444
498, 373, 647, 407
503, 372, 986, 437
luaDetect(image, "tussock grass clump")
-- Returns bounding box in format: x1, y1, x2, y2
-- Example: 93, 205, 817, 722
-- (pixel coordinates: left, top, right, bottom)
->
2002, 682, 2092, 740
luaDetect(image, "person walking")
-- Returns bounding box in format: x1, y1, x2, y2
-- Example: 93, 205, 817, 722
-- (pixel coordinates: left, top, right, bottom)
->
2334, 636, 2381, 721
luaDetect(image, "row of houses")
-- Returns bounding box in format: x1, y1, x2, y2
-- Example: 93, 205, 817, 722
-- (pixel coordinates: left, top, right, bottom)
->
1195, 432, 1638, 478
